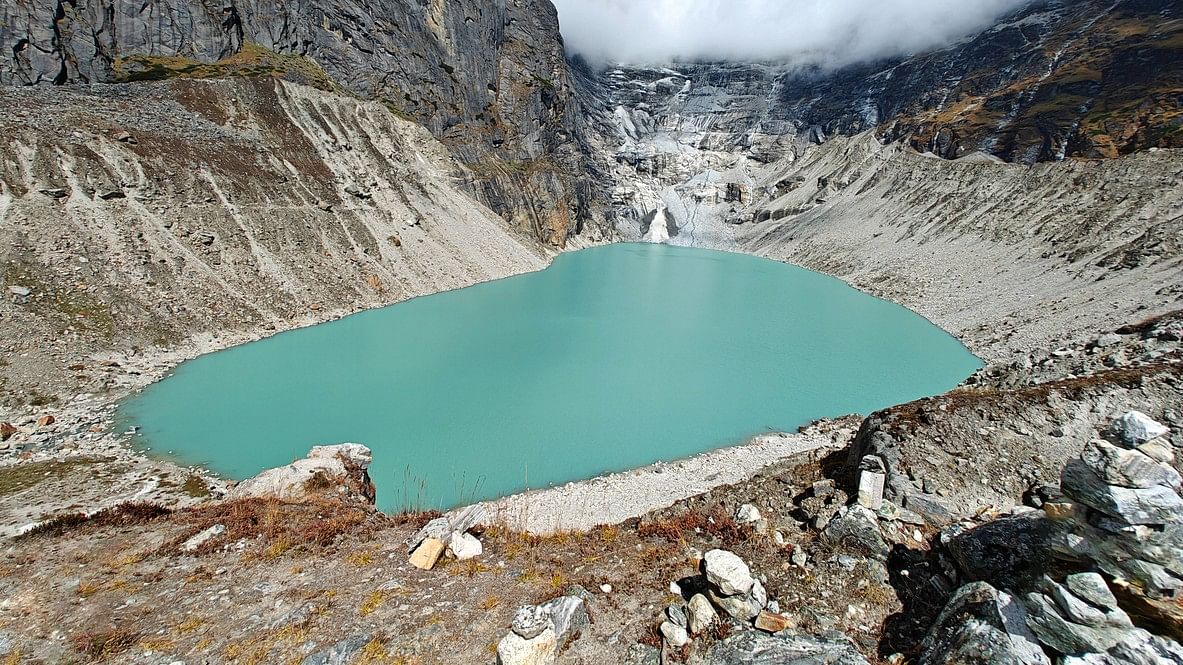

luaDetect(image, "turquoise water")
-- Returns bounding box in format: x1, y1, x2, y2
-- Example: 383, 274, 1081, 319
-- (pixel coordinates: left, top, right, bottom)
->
118, 244, 981, 511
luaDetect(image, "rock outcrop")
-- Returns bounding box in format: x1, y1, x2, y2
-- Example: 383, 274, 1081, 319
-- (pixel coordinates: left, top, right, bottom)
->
0, 0, 611, 245
230, 443, 374, 504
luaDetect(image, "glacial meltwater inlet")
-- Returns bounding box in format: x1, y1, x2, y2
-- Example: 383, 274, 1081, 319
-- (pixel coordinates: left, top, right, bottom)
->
118, 244, 982, 511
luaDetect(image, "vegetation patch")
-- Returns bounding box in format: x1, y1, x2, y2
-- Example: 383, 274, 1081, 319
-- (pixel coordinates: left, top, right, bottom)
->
113, 42, 342, 92
19, 502, 171, 539
0, 458, 103, 497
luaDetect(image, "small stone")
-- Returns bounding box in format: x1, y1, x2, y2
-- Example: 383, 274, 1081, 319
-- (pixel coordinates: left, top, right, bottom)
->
538, 596, 588, 648
667, 604, 688, 628
660, 621, 689, 648
790, 546, 808, 568
736, 504, 762, 524
1109, 411, 1169, 446
39, 187, 68, 199
408, 537, 446, 570
181, 524, 226, 552
8, 286, 31, 297
600, 584, 613, 594
449, 532, 482, 560
703, 549, 755, 596
301, 634, 371, 665
0, 423, 15, 441
512, 605, 553, 640
754, 610, 794, 633
496, 628, 556, 665
114, 131, 137, 144
36, 415, 55, 427
822, 505, 889, 558
687, 593, 717, 635
1094, 333, 1122, 348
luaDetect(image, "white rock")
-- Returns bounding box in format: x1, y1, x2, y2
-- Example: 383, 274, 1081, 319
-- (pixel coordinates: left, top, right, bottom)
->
600, 584, 613, 594
1110, 411, 1169, 446
660, 621, 690, 648
687, 593, 717, 635
858, 470, 886, 510
181, 524, 225, 552
449, 532, 482, 560
736, 504, 762, 524
496, 628, 557, 665
230, 443, 372, 502
703, 549, 755, 596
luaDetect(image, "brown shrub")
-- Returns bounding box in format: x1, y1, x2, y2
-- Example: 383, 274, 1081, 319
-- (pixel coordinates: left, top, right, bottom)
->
19, 503, 171, 539
172, 497, 378, 555
638, 507, 751, 548
71, 628, 140, 660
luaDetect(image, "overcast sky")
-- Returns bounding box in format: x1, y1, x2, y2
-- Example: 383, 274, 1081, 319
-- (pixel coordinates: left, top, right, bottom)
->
550, 0, 1031, 68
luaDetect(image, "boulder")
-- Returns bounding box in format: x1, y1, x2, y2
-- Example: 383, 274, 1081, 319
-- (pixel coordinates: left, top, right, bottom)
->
904, 493, 955, 527
821, 505, 889, 558
0, 423, 15, 441
667, 604, 688, 628
1137, 438, 1175, 464
661, 621, 690, 648
1061, 460, 1183, 525
537, 596, 588, 648
946, 516, 1053, 591
35, 415, 55, 427
1109, 411, 1169, 446
704, 630, 869, 665
512, 605, 554, 640
408, 503, 487, 552
1079, 440, 1180, 490
1023, 591, 1133, 655
708, 578, 767, 622
688, 593, 717, 635
230, 444, 374, 504
181, 524, 226, 553
496, 628, 557, 665
1062, 628, 1183, 664
449, 531, 482, 560
703, 549, 755, 596
737, 504, 762, 524
918, 582, 1050, 665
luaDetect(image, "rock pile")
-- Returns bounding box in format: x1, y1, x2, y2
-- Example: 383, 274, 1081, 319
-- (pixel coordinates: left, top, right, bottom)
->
405, 504, 487, 571
495, 596, 589, 665
920, 410, 1183, 663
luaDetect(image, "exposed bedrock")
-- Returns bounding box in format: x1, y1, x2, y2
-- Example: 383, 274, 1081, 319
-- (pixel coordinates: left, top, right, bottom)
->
0, 0, 613, 245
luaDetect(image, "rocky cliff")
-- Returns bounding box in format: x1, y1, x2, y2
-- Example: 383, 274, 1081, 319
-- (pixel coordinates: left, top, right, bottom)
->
0, 0, 612, 245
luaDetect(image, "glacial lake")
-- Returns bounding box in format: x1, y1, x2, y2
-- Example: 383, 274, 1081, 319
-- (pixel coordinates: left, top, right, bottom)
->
118, 244, 981, 512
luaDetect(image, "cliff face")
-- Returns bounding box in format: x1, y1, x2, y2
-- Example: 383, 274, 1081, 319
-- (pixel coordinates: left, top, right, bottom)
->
773, 0, 1182, 163
0, 0, 609, 245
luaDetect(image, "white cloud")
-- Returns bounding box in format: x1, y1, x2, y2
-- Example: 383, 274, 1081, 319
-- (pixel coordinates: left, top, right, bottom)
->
551, 0, 1032, 68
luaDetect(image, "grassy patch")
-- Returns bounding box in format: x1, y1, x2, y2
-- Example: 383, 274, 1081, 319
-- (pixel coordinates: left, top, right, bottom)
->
0, 458, 102, 497
182, 474, 212, 498
113, 42, 342, 92
71, 628, 141, 661
19, 502, 171, 539
3, 260, 115, 340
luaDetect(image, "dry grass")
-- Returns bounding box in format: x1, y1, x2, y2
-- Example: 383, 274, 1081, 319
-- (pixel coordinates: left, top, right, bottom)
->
637, 507, 751, 547
172, 497, 379, 556
71, 628, 141, 661
19, 502, 171, 539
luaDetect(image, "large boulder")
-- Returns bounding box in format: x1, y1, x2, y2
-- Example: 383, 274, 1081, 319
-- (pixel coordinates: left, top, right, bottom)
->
704, 550, 756, 596
230, 444, 374, 504
1023, 576, 1136, 656
1061, 461, 1183, 525
704, 630, 869, 665
822, 505, 889, 559
1108, 411, 1170, 446
946, 516, 1053, 591
1078, 440, 1181, 491
918, 582, 1050, 665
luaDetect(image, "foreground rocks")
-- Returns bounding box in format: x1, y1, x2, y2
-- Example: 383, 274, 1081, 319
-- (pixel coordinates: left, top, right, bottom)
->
496, 596, 589, 665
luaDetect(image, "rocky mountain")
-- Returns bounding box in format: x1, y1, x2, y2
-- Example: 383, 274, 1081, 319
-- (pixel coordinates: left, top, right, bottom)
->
0, 0, 612, 246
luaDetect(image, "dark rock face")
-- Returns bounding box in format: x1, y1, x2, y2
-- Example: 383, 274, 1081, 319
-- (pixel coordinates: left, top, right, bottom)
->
946, 517, 1054, 592
918, 582, 1049, 665
772, 0, 1183, 163
704, 630, 869, 665
0, 0, 608, 245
